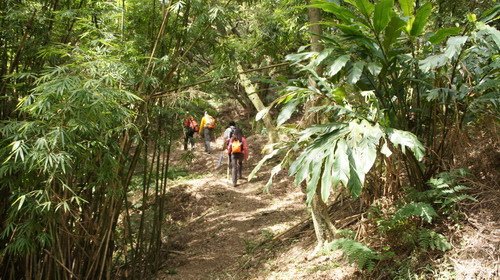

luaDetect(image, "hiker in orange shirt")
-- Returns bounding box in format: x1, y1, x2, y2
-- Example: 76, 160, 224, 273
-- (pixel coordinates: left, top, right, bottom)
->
199, 112, 216, 153
227, 130, 248, 187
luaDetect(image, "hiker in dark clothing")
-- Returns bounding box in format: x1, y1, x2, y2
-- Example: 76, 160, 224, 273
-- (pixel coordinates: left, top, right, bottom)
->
227, 131, 248, 187
222, 121, 243, 166
183, 115, 198, 150
222, 121, 237, 149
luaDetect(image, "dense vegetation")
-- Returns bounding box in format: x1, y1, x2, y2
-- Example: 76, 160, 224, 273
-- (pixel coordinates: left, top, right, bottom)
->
0, 0, 497, 279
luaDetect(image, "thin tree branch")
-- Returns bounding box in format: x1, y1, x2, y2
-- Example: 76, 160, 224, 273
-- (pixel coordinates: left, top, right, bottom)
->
150, 62, 289, 98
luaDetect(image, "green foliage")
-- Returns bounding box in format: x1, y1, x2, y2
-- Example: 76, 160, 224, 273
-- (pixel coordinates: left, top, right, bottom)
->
167, 167, 189, 180
417, 229, 452, 252
267, 0, 499, 210
323, 238, 380, 270
288, 119, 424, 204
393, 202, 437, 224
0, 34, 140, 262
409, 169, 476, 214
371, 169, 469, 272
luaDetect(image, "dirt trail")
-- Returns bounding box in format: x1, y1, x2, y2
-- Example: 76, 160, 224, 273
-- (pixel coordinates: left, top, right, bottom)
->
158, 135, 306, 279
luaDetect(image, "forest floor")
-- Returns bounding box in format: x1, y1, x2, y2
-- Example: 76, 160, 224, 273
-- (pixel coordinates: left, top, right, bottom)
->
154, 123, 499, 280
155, 133, 358, 279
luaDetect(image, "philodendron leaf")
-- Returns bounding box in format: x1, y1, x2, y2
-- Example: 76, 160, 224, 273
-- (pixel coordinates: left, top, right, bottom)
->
321, 149, 335, 202
384, 15, 405, 49
429, 27, 462, 45
352, 0, 374, 18
332, 138, 350, 187
419, 54, 448, 72
249, 148, 280, 181
398, 0, 414, 16
381, 140, 393, 157
265, 163, 282, 191
387, 128, 425, 160
444, 36, 468, 59
255, 107, 270, 121
309, 2, 357, 23
367, 62, 382, 76
347, 61, 365, 84
410, 2, 432, 37
373, 0, 394, 34
347, 149, 363, 197
277, 100, 300, 126
327, 55, 350, 77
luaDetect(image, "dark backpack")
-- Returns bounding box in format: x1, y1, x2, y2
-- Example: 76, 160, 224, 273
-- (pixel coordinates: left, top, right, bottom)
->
230, 127, 243, 141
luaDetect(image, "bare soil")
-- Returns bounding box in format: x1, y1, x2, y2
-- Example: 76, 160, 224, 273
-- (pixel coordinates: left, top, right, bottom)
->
157, 134, 310, 279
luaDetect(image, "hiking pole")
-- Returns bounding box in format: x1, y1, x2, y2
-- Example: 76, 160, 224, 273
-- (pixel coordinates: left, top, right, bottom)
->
216, 150, 224, 169
226, 154, 230, 181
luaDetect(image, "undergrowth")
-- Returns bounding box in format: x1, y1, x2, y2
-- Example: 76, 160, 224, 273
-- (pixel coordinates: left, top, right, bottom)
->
322, 169, 474, 277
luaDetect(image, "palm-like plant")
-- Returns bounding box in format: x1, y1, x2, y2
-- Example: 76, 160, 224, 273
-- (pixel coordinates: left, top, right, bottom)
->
257, 0, 498, 254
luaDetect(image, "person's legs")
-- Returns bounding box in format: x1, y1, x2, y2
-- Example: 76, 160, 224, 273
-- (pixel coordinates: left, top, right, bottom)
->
231, 154, 238, 186
183, 130, 189, 150
238, 155, 243, 179
204, 129, 211, 152
188, 131, 195, 149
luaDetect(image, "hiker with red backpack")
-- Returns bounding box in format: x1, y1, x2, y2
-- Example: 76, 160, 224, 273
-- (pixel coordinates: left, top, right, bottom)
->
227, 128, 248, 187
199, 112, 216, 153
183, 114, 198, 150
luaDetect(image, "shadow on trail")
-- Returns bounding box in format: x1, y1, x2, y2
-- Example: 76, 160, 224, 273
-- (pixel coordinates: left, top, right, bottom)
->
160, 174, 304, 279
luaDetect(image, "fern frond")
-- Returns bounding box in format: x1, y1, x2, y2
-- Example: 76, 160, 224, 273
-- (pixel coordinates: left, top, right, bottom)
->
324, 238, 380, 271
391, 202, 437, 224
417, 229, 452, 252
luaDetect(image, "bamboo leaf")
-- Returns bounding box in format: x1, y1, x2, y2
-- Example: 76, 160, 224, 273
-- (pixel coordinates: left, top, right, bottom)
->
14, 195, 27, 211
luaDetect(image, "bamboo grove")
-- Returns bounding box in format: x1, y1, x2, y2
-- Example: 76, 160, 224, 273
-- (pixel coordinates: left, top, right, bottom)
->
1, 0, 498, 279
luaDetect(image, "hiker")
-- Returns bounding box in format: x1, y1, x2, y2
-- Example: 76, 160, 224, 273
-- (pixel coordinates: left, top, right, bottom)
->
183, 115, 198, 150
222, 121, 241, 150
199, 111, 216, 153
227, 130, 248, 187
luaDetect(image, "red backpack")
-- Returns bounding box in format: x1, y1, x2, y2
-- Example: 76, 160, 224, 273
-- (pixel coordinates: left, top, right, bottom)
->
190, 120, 199, 132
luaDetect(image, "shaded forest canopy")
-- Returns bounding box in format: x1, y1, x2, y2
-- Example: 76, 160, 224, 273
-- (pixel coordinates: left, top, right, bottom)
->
0, 0, 498, 279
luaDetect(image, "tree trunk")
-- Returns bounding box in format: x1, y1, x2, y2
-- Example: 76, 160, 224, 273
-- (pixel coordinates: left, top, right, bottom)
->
236, 63, 277, 143
304, 5, 337, 257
